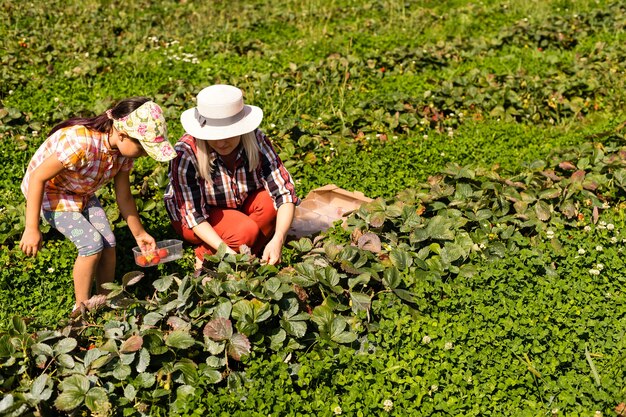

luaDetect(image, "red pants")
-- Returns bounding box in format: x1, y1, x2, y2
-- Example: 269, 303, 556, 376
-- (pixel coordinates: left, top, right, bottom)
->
172, 188, 277, 260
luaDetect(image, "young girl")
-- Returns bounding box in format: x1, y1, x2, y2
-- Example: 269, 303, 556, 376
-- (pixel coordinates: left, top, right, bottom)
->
164, 84, 299, 268
19, 98, 176, 312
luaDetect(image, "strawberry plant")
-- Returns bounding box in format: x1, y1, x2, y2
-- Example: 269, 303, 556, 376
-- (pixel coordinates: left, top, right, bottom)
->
4, 133, 626, 414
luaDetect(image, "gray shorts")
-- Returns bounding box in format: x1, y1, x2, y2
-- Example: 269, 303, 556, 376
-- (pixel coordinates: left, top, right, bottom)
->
42, 196, 116, 256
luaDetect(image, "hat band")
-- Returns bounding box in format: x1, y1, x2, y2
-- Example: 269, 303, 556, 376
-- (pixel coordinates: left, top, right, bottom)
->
195, 108, 246, 128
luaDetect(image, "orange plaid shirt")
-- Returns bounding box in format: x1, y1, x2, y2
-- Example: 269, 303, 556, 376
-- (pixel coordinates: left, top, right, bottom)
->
21, 125, 134, 212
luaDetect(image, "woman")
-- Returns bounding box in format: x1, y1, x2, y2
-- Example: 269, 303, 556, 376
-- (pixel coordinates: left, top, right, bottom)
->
164, 84, 299, 267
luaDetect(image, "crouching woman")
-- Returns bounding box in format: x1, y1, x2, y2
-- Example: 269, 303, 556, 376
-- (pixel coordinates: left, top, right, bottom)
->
164, 84, 299, 268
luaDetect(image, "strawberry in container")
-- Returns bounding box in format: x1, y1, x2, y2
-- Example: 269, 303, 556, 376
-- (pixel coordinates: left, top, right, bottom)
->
133, 239, 183, 267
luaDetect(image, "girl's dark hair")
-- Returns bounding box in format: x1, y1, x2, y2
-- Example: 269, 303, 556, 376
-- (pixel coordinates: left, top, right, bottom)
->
49, 97, 151, 136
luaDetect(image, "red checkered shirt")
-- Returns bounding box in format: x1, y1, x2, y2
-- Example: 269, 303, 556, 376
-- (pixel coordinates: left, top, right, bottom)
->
164, 129, 299, 229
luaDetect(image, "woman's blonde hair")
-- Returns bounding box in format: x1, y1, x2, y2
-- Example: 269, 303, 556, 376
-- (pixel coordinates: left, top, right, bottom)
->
195, 131, 260, 186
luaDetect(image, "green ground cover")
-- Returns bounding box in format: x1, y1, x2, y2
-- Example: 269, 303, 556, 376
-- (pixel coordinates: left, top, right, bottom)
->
1, 0, 626, 415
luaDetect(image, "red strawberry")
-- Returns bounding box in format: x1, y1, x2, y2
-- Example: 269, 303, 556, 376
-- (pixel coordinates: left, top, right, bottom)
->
137, 255, 149, 267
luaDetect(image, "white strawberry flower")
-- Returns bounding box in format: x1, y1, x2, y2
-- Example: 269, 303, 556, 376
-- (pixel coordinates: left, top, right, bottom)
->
383, 399, 393, 412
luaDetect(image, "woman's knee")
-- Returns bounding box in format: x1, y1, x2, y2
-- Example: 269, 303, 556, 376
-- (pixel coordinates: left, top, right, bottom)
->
245, 189, 276, 215
223, 218, 260, 248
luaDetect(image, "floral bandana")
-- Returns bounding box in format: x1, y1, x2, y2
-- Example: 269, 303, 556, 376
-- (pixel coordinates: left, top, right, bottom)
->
112, 101, 176, 162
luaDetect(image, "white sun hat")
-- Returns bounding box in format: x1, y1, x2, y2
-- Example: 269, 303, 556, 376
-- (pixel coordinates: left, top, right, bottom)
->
180, 84, 263, 140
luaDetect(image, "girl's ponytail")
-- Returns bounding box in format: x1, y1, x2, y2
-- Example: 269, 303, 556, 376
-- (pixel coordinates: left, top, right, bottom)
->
49, 97, 151, 136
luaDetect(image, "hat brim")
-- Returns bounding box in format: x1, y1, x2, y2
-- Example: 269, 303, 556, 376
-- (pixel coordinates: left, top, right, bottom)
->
138, 139, 176, 162
180, 105, 263, 140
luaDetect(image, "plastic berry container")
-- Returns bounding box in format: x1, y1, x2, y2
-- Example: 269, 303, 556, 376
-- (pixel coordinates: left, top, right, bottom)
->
133, 239, 183, 267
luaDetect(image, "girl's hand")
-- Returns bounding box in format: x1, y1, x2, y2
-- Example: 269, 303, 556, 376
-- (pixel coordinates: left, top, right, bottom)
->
261, 237, 283, 265
135, 232, 156, 253
20, 227, 43, 257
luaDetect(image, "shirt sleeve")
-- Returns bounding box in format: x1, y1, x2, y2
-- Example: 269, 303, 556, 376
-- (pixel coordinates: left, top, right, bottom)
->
257, 130, 300, 209
168, 141, 211, 229
120, 157, 135, 172
54, 130, 88, 171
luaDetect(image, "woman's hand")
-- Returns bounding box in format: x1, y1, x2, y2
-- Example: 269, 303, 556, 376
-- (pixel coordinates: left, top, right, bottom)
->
135, 232, 156, 253
19, 227, 43, 257
261, 236, 283, 265
261, 202, 295, 265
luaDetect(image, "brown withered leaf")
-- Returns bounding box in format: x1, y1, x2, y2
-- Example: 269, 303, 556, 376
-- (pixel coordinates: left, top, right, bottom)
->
605, 154, 622, 165
369, 212, 386, 228
514, 200, 528, 214
239, 244, 252, 256
228, 333, 251, 361
504, 179, 526, 189
559, 200, 578, 219
122, 271, 144, 287
313, 234, 326, 246
357, 232, 382, 253
558, 161, 577, 171
84, 294, 108, 311
280, 265, 296, 274
582, 181, 598, 191
351, 228, 364, 243
167, 316, 191, 331
541, 169, 562, 181
293, 284, 309, 302
119, 335, 143, 354
570, 170, 585, 182
203, 317, 233, 341
427, 174, 444, 186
